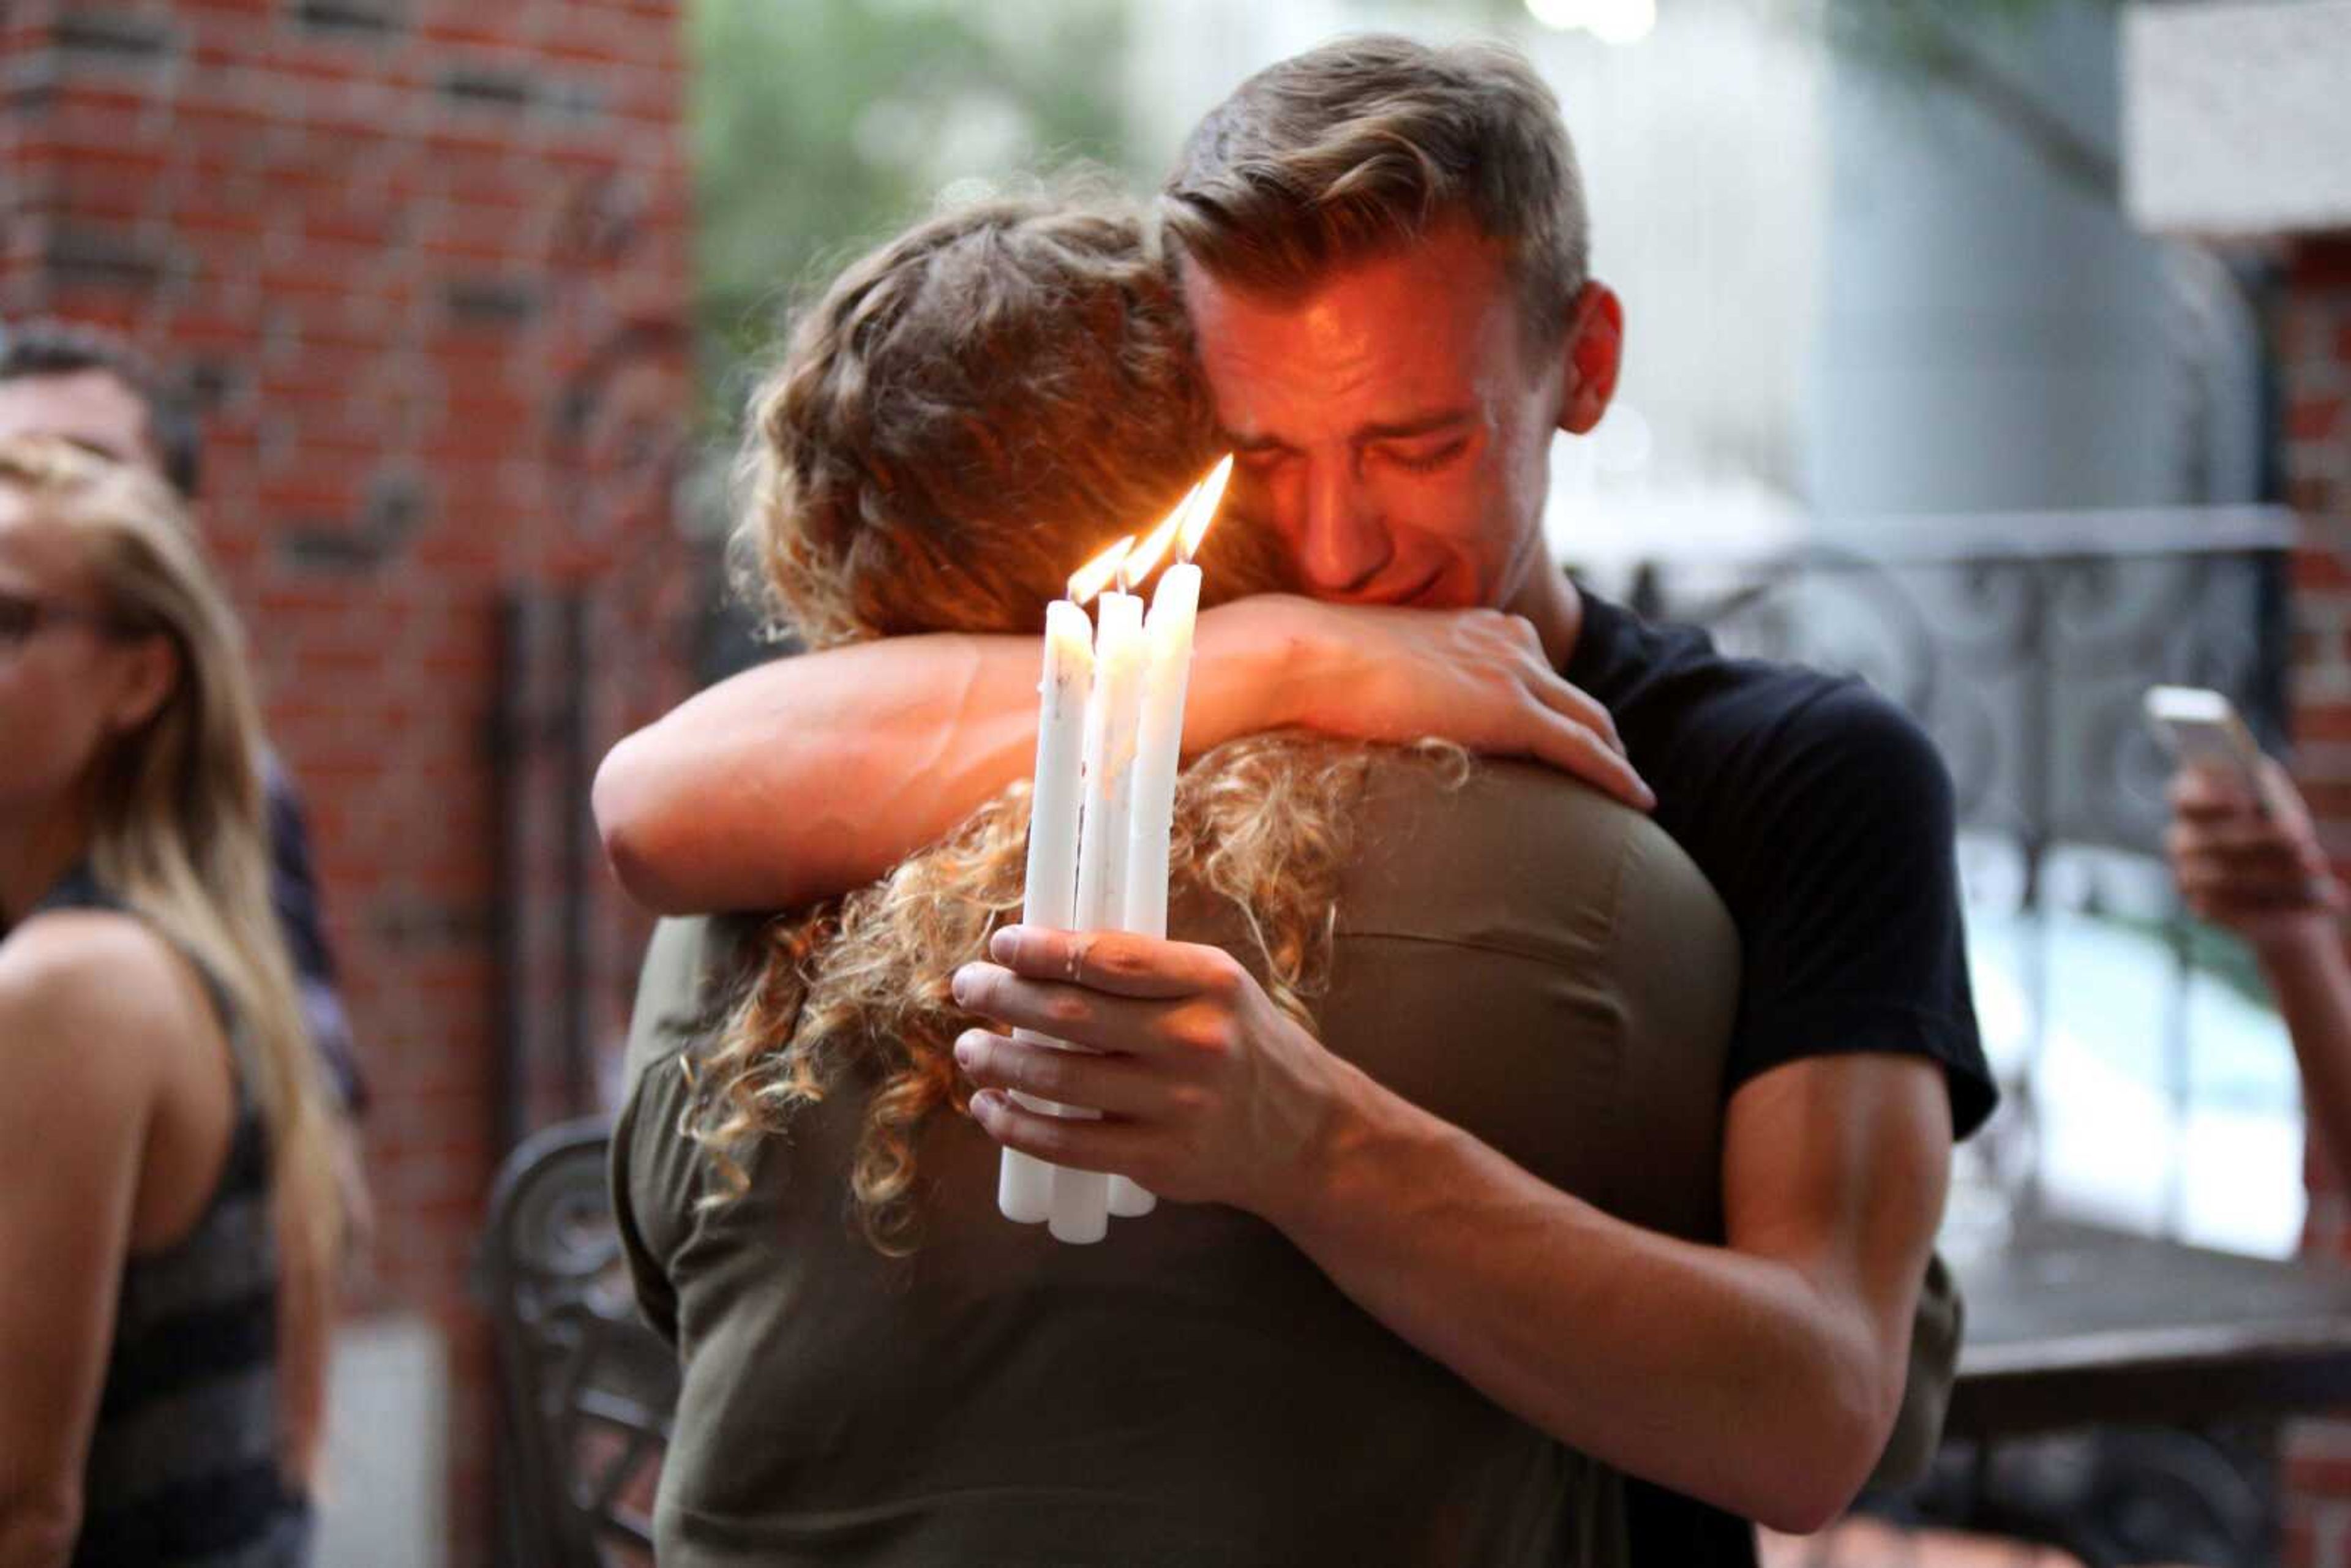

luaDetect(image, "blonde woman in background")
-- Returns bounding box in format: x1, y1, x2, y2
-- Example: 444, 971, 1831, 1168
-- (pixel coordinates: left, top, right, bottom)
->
0, 437, 343, 1567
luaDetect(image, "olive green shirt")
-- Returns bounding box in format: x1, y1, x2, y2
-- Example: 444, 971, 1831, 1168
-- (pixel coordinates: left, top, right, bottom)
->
614, 757, 1745, 1567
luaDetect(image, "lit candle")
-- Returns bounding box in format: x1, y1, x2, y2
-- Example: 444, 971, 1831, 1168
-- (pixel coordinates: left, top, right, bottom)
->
1112, 456, 1232, 1219
997, 538, 1127, 1226
1051, 575, 1149, 1244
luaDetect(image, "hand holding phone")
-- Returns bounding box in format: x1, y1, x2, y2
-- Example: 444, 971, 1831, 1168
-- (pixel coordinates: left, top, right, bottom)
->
2144, 685, 2270, 811
2149, 685, 2342, 941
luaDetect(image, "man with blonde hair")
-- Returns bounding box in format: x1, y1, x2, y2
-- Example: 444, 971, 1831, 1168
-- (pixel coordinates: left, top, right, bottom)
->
599, 36, 1991, 1564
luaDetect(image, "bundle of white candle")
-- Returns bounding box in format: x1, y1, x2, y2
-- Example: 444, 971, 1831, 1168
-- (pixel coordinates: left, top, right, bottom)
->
999, 456, 1232, 1244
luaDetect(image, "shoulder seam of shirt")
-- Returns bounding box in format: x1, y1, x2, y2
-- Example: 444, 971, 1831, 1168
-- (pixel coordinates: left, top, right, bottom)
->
1327, 926, 1600, 970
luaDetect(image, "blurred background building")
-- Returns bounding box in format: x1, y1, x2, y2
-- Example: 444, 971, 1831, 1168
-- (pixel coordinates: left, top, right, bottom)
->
3, 3, 697, 1561
6, 0, 2351, 1563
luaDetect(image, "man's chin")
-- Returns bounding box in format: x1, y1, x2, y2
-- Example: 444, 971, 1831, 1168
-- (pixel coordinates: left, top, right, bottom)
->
1329, 568, 1451, 610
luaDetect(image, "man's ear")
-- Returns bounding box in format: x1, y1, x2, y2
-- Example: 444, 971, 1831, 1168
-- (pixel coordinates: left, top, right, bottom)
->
1557, 282, 1624, 436
104, 632, 179, 737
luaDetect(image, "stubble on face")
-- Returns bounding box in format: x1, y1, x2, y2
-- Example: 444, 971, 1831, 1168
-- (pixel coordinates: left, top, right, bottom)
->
1177, 217, 1571, 629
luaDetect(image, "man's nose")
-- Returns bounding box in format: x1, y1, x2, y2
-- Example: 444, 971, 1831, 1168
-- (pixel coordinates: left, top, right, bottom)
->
1292, 460, 1392, 596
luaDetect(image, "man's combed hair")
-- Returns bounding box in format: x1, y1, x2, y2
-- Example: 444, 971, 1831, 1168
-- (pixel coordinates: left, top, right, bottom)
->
0, 317, 201, 501
1161, 35, 1589, 345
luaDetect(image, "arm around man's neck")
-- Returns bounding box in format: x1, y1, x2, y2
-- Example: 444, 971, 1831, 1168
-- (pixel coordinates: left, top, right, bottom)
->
593, 618, 1302, 915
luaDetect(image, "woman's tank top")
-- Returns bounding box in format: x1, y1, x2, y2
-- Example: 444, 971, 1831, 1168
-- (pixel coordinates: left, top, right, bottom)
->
28, 865, 312, 1567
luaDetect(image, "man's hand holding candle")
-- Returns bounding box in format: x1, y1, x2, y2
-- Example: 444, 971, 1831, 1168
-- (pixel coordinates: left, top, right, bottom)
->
953, 925, 1359, 1218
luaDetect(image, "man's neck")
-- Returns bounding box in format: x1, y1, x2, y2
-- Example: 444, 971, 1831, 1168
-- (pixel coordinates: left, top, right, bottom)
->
1502, 550, 1584, 671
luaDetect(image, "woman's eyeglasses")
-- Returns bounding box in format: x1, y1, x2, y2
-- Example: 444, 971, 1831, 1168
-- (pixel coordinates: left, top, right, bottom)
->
0, 590, 130, 655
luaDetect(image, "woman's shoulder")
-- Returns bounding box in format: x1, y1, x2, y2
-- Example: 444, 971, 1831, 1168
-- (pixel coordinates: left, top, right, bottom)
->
0, 908, 209, 1100
1339, 752, 1730, 948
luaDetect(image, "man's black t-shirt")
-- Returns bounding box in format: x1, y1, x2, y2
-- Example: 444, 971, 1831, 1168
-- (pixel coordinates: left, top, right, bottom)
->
1564, 590, 1997, 1566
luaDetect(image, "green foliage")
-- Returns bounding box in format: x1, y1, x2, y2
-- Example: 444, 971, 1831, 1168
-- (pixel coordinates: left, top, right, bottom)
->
689, 0, 1138, 412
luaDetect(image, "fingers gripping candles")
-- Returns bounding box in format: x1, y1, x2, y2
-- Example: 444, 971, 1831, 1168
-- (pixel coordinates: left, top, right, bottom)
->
997, 457, 1231, 1243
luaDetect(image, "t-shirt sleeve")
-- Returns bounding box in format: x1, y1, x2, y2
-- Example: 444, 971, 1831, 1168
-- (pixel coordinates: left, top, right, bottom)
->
1724, 682, 1997, 1139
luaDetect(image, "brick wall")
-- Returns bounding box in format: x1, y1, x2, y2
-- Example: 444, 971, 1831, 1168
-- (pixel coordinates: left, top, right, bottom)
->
2280, 233, 2351, 1568
0, 3, 695, 1562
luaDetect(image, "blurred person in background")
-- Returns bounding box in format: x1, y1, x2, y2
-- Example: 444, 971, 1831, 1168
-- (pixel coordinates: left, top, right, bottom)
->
601, 36, 1989, 1562
0, 437, 345, 1566
0, 320, 366, 1123
2168, 757, 2351, 1177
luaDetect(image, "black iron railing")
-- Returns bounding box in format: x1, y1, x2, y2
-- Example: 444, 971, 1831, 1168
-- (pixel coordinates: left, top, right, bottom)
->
1597, 503, 2298, 1242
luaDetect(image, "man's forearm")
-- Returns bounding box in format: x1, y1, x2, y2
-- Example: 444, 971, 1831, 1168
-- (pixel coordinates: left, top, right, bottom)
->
1269, 1065, 1904, 1534
0, 1500, 77, 1568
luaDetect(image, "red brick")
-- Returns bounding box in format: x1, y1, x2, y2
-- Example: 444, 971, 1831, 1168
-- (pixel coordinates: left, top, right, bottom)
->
2295, 705, 2351, 746
24, 10, 691, 1563
2293, 236, 2351, 290
2293, 395, 2346, 446
2298, 551, 2351, 595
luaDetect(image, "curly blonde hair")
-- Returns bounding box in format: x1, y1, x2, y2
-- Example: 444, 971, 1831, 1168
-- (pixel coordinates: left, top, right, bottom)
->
694, 189, 1455, 1251
734, 181, 1292, 651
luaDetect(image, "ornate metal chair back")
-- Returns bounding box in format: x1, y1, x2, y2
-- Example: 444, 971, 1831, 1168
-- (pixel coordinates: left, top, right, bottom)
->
479, 1118, 678, 1566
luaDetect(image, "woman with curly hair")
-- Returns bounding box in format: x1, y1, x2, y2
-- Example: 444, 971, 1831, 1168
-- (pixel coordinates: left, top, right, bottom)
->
610, 189, 1739, 1568
0, 437, 345, 1566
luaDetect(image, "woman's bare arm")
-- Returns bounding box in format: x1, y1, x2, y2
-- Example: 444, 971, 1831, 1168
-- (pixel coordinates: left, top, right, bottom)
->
594, 595, 1650, 915
0, 917, 171, 1568
595, 633, 1053, 914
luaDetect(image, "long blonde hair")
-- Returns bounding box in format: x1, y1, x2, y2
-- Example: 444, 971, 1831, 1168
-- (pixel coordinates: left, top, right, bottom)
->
0, 435, 342, 1480
687, 192, 1464, 1251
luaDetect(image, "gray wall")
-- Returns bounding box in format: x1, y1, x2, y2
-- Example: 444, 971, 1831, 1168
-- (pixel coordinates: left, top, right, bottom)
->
1805, 0, 2262, 517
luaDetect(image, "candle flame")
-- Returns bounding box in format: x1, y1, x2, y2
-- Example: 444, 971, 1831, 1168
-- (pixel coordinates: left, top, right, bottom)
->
1177, 453, 1234, 563
1067, 535, 1134, 605
1120, 482, 1198, 591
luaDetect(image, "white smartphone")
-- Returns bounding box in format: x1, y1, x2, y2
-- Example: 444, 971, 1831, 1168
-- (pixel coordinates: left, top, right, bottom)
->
2143, 685, 2271, 808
